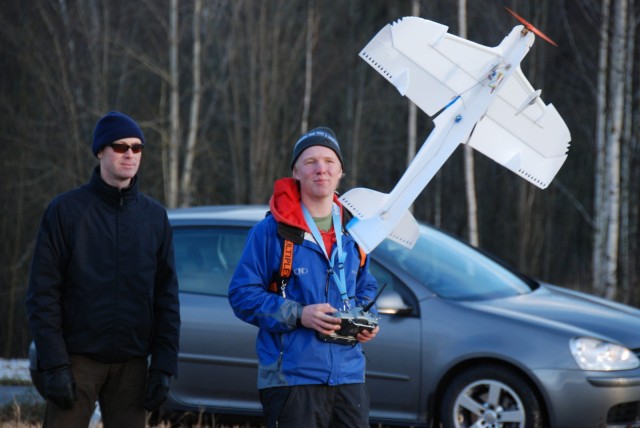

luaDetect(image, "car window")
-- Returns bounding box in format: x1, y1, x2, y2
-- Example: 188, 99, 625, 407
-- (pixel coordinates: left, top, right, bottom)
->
173, 227, 248, 296
373, 225, 532, 301
368, 259, 419, 316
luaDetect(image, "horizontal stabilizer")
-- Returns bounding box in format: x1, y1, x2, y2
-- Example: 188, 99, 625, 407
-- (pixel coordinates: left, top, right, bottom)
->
388, 211, 420, 248
340, 188, 420, 253
340, 187, 387, 220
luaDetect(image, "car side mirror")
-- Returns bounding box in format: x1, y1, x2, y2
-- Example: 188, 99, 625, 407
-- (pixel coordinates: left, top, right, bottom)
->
375, 290, 413, 316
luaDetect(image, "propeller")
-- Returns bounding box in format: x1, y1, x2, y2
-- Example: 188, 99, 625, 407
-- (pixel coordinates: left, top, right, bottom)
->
505, 6, 558, 47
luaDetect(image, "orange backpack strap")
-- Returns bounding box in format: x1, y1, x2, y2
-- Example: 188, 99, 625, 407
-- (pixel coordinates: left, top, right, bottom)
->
269, 223, 304, 296
269, 239, 294, 295
358, 245, 367, 269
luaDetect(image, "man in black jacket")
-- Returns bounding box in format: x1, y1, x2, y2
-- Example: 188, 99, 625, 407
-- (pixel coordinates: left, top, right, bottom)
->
26, 111, 181, 427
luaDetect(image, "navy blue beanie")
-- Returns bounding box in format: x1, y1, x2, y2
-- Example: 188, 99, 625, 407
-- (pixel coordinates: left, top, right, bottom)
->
290, 127, 343, 169
92, 111, 145, 156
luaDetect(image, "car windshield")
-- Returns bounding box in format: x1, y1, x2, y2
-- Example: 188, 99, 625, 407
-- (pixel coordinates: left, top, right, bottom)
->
373, 225, 533, 301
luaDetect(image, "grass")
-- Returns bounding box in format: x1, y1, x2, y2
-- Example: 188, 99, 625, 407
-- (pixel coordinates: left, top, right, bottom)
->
0, 381, 397, 428
0, 401, 45, 427
0, 364, 265, 427
0, 401, 265, 428
0, 380, 264, 428
0, 404, 405, 428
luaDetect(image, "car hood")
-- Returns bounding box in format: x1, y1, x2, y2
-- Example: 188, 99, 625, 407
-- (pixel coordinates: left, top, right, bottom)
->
466, 283, 640, 348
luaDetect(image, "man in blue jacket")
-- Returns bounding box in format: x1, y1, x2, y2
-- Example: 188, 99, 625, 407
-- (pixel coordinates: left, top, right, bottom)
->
26, 111, 180, 427
229, 127, 379, 428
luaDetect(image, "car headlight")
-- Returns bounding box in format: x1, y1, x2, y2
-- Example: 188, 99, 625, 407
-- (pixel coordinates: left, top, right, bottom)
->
570, 337, 640, 371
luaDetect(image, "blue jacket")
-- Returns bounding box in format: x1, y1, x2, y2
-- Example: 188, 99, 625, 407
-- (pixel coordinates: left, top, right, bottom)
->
26, 167, 180, 375
228, 178, 378, 389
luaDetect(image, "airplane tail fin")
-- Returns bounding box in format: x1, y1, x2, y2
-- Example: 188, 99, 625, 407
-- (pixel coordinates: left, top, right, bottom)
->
340, 188, 420, 254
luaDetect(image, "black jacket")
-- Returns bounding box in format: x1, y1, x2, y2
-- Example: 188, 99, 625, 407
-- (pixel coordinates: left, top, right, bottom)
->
26, 167, 180, 375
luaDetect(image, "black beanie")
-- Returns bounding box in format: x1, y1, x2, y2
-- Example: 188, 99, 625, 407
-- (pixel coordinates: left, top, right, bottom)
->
290, 127, 343, 169
92, 111, 145, 157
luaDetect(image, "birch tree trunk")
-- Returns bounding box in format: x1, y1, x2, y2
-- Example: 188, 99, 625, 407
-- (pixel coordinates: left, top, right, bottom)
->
602, 0, 627, 300
458, 0, 479, 247
619, 0, 635, 303
167, 0, 180, 208
179, 0, 203, 208
592, 0, 610, 295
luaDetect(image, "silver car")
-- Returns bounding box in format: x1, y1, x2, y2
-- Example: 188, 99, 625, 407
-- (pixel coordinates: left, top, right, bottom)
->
31, 205, 640, 427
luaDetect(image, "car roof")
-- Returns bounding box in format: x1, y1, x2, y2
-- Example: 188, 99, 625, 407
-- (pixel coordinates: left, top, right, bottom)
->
168, 205, 269, 226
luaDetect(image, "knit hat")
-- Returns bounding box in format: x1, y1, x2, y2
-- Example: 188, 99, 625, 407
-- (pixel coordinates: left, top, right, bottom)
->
290, 127, 343, 169
92, 111, 145, 156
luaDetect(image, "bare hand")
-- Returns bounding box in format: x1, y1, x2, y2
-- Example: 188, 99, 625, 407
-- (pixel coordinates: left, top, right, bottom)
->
299, 303, 341, 334
357, 325, 379, 343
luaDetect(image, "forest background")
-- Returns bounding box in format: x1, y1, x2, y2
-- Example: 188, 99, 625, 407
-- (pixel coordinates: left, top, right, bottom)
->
0, 0, 638, 358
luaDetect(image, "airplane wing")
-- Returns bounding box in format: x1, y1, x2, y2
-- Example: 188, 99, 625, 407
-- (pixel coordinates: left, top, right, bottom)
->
359, 17, 501, 116
467, 68, 570, 189
359, 16, 570, 189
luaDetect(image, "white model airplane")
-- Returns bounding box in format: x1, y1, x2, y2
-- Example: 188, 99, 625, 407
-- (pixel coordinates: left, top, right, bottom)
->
340, 9, 571, 254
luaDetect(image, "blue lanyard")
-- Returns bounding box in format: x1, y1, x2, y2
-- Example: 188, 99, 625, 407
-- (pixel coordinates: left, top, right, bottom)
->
301, 203, 350, 308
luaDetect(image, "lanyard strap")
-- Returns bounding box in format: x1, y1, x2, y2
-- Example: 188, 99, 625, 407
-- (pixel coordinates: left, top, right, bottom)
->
301, 203, 350, 308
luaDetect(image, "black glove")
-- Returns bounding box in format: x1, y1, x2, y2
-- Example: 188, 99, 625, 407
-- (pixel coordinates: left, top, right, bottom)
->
144, 369, 171, 411
43, 364, 77, 409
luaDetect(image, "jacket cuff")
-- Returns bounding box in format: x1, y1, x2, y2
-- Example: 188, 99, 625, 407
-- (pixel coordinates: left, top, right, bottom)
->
296, 304, 304, 327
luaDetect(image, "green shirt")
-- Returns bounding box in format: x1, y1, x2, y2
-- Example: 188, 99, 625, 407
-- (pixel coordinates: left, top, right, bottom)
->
313, 214, 332, 232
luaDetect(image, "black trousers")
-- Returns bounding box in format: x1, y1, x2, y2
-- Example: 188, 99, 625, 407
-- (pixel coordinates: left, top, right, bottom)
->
259, 383, 370, 428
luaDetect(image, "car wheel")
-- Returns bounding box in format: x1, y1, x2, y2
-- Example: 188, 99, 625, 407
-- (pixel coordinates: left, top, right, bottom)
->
439, 364, 545, 428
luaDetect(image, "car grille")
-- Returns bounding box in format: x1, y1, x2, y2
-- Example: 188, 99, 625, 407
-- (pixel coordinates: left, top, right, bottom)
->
607, 401, 640, 427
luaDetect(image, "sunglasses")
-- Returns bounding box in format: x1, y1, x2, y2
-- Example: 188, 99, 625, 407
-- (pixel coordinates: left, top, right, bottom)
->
108, 142, 145, 154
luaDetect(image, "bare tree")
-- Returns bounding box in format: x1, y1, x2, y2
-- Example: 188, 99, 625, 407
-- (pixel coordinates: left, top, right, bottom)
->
35, 0, 86, 180
301, 0, 315, 135
167, 0, 180, 208
179, 0, 204, 207
407, 0, 420, 194
592, 0, 611, 295
618, 0, 636, 303
602, 0, 627, 299
222, 2, 307, 203
457, 0, 479, 247
591, 0, 630, 300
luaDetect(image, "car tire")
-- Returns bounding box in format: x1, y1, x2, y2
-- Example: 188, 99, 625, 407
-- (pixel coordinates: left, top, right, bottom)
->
439, 364, 545, 428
